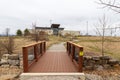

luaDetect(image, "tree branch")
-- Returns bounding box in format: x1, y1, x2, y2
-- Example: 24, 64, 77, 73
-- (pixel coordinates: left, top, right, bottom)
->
98, 0, 120, 13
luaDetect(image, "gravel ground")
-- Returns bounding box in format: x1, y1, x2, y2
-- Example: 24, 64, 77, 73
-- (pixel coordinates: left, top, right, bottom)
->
85, 74, 120, 80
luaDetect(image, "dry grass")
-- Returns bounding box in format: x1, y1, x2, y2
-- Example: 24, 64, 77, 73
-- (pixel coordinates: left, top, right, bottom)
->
74, 36, 120, 60
0, 36, 67, 55
0, 35, 120, 59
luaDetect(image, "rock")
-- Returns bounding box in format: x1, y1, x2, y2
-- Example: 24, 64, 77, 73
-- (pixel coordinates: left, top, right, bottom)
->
100, 56, 110, 60
20, 60, 23, 66
8, 60, 20, 66
8, 54, 19, 60
20, 65, 23, 69
99, 56, 110, 64
92, 56, 100, 61
84, 56, 93, 67
84, 56, 92, 60
10, 65, 19, 69
2, 54, 9, 59
85, 66, 94, 70
1, 64, 10, 68
19, 55, 23, 60
0, 61, 1, 66
28, 55, 34, 61
1, 59, 8, 64
103, 64, 111, 69
96, 65, 104, 71
92, 56, 101, 65
108, 59, 119, 66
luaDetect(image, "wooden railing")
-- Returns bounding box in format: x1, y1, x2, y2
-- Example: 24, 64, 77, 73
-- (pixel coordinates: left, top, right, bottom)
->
22, 41, 46, 72
67, 41, 83, 72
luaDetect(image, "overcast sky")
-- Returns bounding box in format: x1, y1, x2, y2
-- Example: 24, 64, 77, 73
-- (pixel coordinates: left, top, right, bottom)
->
0, 0, 120, 35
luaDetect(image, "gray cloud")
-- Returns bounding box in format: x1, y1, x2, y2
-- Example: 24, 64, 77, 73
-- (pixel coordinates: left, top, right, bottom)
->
0, 0, 120, 35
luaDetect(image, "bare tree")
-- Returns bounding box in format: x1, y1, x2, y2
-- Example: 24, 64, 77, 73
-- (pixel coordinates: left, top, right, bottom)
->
95, 14, 110, 56
0, 36, 15, 54
32, 23, 39, 42
98, 0, 120, 13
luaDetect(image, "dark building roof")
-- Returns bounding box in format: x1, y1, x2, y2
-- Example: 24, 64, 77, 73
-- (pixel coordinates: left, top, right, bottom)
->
51, 24, 60, 28
35, 27, 51, 29
35, 24, 64, 30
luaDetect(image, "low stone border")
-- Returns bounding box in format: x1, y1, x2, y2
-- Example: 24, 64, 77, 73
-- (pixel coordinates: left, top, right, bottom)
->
83, 56, 119, 70
20, 73, 85, 80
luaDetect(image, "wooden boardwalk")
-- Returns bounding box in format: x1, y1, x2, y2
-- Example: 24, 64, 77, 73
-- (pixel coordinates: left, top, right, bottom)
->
28, 43, 78, 72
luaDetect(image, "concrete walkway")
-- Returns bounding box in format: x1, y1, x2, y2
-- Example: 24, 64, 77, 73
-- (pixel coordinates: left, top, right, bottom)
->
47, 42, 66, 52
20, 73, 85, 80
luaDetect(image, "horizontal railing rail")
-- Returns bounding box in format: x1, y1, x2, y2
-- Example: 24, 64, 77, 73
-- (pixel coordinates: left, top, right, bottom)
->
22, 41, 46, 72
67, 41, 83, 72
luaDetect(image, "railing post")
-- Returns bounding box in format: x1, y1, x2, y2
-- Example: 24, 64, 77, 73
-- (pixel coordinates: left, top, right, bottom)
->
72, 45, 75, 62
44, 42, 46, 52
34, 44, 38, 62
67, 42, 68, 52
78, 47, 83, 72
67, 42, 69, 54
22, 47, 28, 72
41, 42, 44, 54
40, 42, 43, 55
69, 44, 71, 55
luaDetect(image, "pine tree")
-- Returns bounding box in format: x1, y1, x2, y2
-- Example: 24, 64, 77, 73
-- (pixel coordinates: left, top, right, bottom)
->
16, 29, 22, 36
24, 28, 30, 36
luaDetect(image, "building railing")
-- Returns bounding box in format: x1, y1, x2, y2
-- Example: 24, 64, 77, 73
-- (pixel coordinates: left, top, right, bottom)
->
22, 41, 46, 72
67, 41, 83, 72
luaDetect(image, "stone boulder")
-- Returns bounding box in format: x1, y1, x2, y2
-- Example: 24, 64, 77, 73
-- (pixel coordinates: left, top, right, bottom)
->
2, 54, 9, 60
92, 56, 100, 65
100, 56, 110, 64
100, 56, 110, 60
96, 65, 104, 71
84, 56, 94, 69
84, 65, 94, 70
28, 55, 34, 61
1, 59, 8, 64
84, 56, 92, 60
103, 64, 111, 69
8, 60, 20, 66
92, 56, 100, 61
0, 61, 1, 66
19, 54, 23, 60
10, 65, 19, 69
1, 64, 10, 68
108, 59, 119, 66
8, 54, 19, 60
